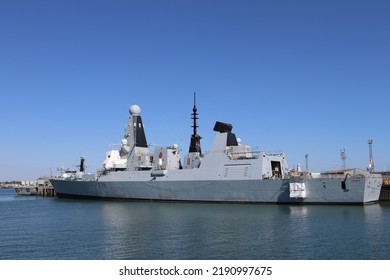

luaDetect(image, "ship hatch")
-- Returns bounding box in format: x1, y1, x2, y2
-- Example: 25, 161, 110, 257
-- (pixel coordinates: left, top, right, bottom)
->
271, 161, 282, 178
289, 183, 307, 199
223, 164, 250, 179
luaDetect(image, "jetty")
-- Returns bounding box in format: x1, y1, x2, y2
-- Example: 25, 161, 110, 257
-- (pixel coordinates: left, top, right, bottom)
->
379, 172, 390, 201
36, 178, 57, 197
6, 179, 57, 197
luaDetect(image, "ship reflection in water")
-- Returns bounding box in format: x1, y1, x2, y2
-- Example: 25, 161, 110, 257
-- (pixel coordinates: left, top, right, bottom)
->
91, 200, 390, 260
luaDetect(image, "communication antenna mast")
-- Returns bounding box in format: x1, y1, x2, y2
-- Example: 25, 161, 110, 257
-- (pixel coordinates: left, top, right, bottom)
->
340, 148, 346, 170
188, 92, 202, 154
368, 139, 374, 172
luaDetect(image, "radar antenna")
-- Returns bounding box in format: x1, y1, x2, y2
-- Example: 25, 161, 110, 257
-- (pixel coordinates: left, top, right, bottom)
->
189, 92, 202, 154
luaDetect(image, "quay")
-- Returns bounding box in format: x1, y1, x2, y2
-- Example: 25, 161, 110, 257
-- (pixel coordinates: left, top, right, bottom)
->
1, 179, 57, 197
36, 179, 57, 197
379, 172, 390, 201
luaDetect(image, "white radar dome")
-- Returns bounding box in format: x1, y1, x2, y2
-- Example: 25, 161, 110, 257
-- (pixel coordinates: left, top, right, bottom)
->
129, 105, 141, 115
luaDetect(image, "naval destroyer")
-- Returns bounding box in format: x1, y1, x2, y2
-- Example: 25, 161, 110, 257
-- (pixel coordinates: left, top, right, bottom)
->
50, 95, 382, 204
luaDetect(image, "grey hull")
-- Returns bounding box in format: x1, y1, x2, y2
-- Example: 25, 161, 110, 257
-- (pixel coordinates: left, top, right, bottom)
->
50, 176, 382, 205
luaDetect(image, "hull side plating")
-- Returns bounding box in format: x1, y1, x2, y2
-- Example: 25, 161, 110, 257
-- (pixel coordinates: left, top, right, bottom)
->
51, 175, 382, 205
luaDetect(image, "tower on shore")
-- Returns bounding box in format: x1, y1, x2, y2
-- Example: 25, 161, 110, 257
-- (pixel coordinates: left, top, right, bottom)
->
340, 148, 346, 170
305, 154, 309, 171
368, 139, 374, 173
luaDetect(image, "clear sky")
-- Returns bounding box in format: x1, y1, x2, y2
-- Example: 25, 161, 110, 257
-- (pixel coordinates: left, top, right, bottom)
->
1, 0, 389, 181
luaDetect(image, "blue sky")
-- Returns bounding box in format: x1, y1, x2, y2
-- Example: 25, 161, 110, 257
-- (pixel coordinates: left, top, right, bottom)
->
1, 0, 389, 181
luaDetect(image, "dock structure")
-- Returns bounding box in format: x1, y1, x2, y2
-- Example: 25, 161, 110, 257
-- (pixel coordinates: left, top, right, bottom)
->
379, 173, 390, 201
9, 178, 57, 197
36, 179, 57, 197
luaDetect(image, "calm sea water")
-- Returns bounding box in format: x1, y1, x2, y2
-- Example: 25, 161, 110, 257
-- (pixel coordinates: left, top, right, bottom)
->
1, 188, 390, 260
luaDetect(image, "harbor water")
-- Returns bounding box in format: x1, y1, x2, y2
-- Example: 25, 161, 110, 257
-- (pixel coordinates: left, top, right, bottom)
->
1, 188, 390, 260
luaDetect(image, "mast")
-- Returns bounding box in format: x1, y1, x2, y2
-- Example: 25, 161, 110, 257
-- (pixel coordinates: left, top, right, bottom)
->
120, 105, 151, 170
78, 156, 85, 172
189, 92, 202, 154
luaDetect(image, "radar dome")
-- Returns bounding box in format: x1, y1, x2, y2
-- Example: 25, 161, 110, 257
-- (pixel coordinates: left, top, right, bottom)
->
129, 105, 141, 115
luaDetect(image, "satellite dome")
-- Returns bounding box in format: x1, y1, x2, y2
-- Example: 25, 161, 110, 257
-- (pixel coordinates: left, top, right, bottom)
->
129, 105, 141, 115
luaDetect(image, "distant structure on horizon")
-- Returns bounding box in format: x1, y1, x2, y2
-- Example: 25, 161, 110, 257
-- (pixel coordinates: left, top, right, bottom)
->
305, 154, 309, 171
340, 148, 346, 170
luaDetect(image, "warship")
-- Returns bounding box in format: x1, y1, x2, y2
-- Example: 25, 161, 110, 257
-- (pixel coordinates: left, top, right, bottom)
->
50, 95, 382, 204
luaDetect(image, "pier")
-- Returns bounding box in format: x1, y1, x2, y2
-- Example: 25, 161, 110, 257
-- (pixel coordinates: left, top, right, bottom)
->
36, 179, 57, 197
379, 173, 390, 201
1, 179, 57, 197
